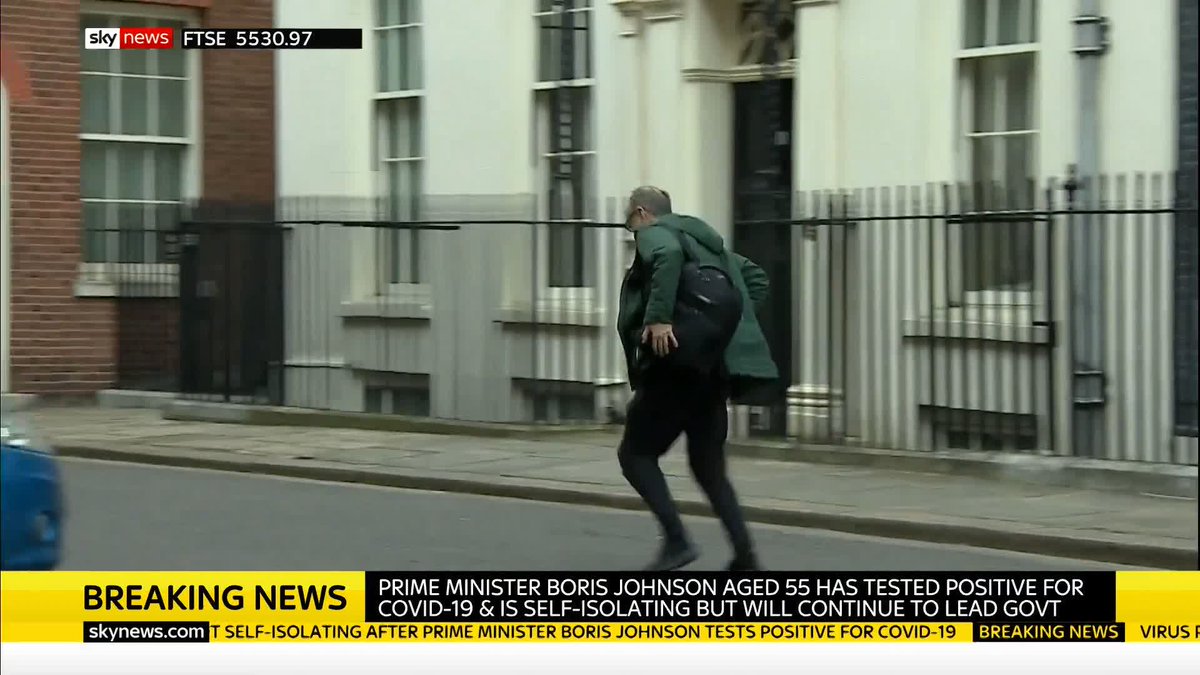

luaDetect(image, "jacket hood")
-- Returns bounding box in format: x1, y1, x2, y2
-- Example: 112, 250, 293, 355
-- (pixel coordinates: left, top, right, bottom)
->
654, 213, 725, 255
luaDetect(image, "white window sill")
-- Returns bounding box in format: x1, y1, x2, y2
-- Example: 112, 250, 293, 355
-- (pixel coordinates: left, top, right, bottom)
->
74, 262, 178, 298
341, 284, 432, 320
903, 319, 1051, 345
906, 290, 1051, 344
593, 377, 628, 387
903, 311, 1051, 345
495, 293, 606, 327
960, 290, 1041, 307
533, 79, 595, 90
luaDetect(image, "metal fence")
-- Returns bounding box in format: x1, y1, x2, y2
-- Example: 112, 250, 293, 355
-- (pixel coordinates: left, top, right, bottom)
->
106, 174, 1198, 465
733, 172, 1197, 465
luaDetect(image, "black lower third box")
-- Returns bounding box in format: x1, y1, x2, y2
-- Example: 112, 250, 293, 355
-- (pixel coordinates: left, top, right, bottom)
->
363, 572, 1118, 624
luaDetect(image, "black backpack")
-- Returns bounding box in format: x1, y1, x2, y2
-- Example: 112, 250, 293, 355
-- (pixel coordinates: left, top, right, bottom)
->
656, 230, 744, 372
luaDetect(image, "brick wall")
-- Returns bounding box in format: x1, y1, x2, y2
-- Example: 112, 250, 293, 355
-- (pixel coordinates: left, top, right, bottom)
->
2, 0, 115, 395
202, 0, 276, 202
1, 0, 275, 396
124, 0, 277, 392
116, 299, 179, 391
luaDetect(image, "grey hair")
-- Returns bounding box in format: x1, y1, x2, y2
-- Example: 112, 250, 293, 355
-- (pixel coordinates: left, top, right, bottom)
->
628, 185, 673, 216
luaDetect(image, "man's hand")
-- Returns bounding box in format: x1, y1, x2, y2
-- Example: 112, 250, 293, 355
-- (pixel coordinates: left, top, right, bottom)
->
642, 323, 678, 357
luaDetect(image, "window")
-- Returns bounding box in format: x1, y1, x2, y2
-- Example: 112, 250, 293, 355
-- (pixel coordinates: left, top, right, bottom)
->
520, 379, 596, 422
737, 0, 795, 66
957, 0, 1038, 295
932, 408, 1040, 453
531, 391, 595, 422
80, 11, 194, 264
365, 381, 431, 416
375, 0, 424, 285
537, 0, 592, 82
535, 1, 595, 290
378, 100, 422, 284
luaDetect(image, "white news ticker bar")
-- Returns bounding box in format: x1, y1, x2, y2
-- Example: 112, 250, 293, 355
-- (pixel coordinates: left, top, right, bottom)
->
2, 644, 1199, 675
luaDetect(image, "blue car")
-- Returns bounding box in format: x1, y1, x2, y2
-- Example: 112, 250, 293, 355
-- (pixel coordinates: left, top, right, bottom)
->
1, 415, 63, 570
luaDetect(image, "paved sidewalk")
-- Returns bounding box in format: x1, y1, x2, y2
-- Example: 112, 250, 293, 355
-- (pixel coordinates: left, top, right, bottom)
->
25, 407, 1199, 568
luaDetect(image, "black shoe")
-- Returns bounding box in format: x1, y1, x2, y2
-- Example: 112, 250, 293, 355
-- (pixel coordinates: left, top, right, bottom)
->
644, 541, 698, 572
726, 552, 760, 572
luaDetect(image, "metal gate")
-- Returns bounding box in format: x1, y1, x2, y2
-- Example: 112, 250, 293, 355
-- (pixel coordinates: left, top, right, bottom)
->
178, 214, 285, 404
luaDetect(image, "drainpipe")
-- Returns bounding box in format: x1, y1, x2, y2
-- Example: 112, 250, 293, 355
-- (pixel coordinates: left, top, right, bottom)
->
1068, 1, 1110, 457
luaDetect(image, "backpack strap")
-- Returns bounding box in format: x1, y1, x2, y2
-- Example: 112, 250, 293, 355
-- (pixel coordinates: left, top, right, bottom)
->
670, 227, 738, 276
669, 227, 701, 263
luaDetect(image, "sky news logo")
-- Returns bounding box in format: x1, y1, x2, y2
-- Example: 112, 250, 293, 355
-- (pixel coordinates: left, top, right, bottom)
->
84, 27, 175, 50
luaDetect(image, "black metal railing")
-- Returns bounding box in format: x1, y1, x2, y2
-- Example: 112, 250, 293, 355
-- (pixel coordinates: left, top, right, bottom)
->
121, 196, 629, 425
104, 178, 1197, 464
732, 171, 1196, 464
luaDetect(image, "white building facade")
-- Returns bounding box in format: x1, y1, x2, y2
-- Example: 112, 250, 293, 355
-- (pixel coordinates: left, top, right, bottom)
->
273, 0, 1195, 464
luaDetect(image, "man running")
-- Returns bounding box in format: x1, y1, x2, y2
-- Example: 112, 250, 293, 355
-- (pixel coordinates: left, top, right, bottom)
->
616, 186, 780, 572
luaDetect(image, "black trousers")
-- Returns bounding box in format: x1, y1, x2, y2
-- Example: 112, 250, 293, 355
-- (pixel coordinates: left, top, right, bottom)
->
617, 366, 754, 556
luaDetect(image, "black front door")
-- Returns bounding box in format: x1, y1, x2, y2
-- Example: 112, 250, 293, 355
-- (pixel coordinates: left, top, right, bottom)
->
732, 79, 793, 436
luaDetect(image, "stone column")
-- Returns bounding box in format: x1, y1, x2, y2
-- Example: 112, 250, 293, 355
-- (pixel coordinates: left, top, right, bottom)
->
790, 0, 844, 439
607, 0, 688, 421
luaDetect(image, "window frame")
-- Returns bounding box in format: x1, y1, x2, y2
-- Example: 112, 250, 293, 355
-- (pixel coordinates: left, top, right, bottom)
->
953, 0, 1041, 309
76, 1, 202, 296
533, 1, 597, 304
372, 0, 426, 295
534, 0, 594, 84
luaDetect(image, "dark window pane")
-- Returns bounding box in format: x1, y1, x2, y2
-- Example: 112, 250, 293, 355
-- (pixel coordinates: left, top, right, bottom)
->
82, 202, 110, 262
82, 75, 112, 134
963, 0, 986, 48
117, 204, 149, 263
392, 387, 430, 416
548, 224, 583, 287
81, 142, 109, 199
947, 431, 972, 449
158, 78, 187, 137
538, 14, 560, 81
158, 22, 187, 77
118, 17, 151, 75
402, 0, 420, 24
80, 15, 112, 72
997, 0, 1021, 45
365, 387, 383, 413
154, 145, 183, 202
403, 27, 422, 90
119, 76, 150, 135
378, 0, 398, 27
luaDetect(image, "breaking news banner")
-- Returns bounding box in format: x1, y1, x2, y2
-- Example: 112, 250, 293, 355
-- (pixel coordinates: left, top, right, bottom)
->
1, 572, 1197, 674
83, 27, 362, 50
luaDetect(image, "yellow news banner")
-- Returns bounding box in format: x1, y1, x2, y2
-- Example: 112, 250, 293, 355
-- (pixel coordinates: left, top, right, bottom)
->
0, 571, 1196, 643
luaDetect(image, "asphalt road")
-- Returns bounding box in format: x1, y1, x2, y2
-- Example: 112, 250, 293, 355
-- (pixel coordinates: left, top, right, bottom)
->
60, 458, 1135, 570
